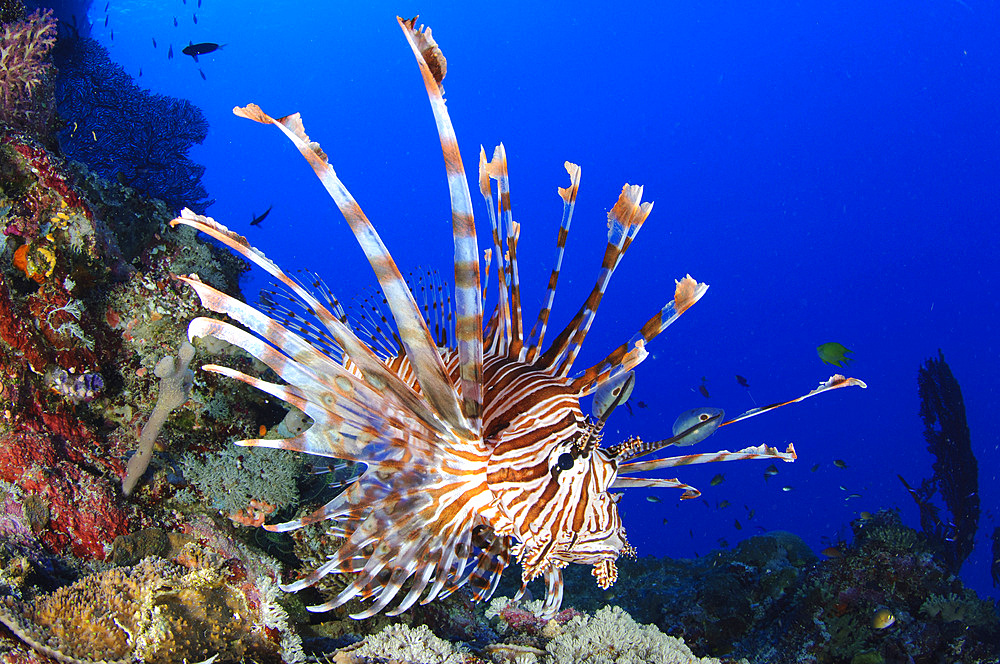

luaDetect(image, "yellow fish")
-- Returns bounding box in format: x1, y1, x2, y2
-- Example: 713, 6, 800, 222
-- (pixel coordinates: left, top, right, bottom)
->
817, 342, 853, 367
871, 608, 896, 629
710, 473, 725, 486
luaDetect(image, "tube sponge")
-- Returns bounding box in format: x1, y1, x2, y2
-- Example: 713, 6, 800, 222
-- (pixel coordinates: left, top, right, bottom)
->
122, 341, 195, 495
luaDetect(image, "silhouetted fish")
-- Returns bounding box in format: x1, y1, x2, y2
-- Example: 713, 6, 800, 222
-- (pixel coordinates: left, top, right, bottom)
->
198, 68, 206, 80
152, 37, 157, 48
104, 15, 108, 27
250, 205, 272, 227
736, 374, 749, 388
105, 2, 109, 11
110, 29, 113, 40
182, 42, 223, 62
699, 383, 710, 398
193, 13, 198, 24
138, 67, 142, 77
168, 44, 173, 59
173, 16, 178, 27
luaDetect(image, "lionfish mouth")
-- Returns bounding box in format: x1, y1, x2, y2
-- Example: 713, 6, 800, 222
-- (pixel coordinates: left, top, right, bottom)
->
170, 16, 866, 619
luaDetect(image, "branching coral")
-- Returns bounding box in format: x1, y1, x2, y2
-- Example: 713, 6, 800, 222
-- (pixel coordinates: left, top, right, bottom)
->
0, 9, 57, 132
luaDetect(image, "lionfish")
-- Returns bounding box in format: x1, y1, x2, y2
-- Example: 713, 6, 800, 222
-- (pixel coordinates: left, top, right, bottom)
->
172, 17, 866, 619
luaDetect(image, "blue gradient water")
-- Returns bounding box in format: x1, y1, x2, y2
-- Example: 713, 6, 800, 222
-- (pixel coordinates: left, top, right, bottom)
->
91, 1, 998, 600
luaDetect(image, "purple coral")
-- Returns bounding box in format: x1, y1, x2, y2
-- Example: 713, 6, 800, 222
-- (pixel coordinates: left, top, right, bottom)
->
52, 36, 211, 213
0, 9, 58, 130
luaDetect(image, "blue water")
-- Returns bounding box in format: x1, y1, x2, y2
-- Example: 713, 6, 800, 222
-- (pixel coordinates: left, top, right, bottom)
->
91, 0, 998, 600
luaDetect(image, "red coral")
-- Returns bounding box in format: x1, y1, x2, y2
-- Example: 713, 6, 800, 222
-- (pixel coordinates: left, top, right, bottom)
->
5, 137, 91, 217
0, 273, 49, 371
0, 429, 130, 560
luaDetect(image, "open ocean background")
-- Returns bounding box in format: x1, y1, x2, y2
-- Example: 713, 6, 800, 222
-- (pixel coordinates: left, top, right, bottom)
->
88, 0, 998, 601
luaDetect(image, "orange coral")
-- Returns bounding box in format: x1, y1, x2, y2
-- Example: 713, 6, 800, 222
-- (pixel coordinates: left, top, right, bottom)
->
230, 499, 277, 527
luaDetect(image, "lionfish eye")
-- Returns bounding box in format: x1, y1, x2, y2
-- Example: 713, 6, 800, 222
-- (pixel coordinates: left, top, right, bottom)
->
557, 452, 576, 471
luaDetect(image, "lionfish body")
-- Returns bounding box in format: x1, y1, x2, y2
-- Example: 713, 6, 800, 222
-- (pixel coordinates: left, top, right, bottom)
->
173, 17, 865, 619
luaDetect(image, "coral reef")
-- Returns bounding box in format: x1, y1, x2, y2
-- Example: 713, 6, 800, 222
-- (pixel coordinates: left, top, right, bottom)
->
899, 349, 979, 574
52, 36, 211, 213
0, 548, 292, 663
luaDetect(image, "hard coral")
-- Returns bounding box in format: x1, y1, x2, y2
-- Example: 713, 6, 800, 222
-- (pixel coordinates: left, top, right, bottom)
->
0, 555, 287, 664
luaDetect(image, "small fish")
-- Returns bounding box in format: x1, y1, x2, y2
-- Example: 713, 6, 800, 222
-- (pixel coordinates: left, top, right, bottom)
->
746, 508, 755, 520
858, 511, 873, 521
736, 375, 757, 405
698, 383, 710, 398
152, 37, 157, 48
104, 15, 108, 27
249, 204, 273, 227
834, 459, 848, 469
646, 495, 661, 503
734, 519, 742, 531
198, 0, 202, 7
593, 370, 635, 421
710, 473, 725, 487
781, 485, 793, 492
168, 44, 174, 59
845, 493, 862, 500
193, 13, 198, 24
764, 464, 779, 480
110, 29, 114, 40
105, 1, 109, 11
182, 42, 224, 58
138, 67, 142, 77
670, 407, 724, 446
810, 463, 820, 472
173, 16, 178, 27
821, 546, 844, 558
637, 400, 647, 409
662, 518, 668, 525
717, 538, 729, 548
91, 130, 97, 141
198, 68, 206, 80
871, 608, 896, 629
817, 342, 853, 368
717, 500, 730, 509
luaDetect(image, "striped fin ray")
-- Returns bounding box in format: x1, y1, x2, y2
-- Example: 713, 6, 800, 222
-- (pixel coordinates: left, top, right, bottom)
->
462, 534, 512, 602
537, 184, 653, 376
525, 161, 581, 364
478, 147, 511, 355
258, 274, 347, 362
611, 476, 702, 499
173, 263, 456, 445
232, 103, 471, 439
184, 319, 430, 465
719, 374, 868, 428
571, 275, 710, 395
287, 473, 493, 618
349, 287, 404, 362
484, 144, 524, 357
615, 443, 797, 476
398, 16, 483, 431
